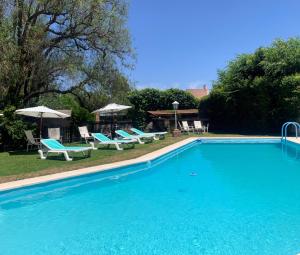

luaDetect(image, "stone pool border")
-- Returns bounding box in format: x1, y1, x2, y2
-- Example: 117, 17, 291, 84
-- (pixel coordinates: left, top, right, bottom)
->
0, 136, 298, 192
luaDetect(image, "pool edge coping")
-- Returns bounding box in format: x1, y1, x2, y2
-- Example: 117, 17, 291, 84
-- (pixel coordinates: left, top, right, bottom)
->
0, 137, 197, 192
0, 135, 297, 192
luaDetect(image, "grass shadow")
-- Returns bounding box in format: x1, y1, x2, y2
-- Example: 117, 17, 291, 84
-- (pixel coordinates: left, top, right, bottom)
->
94, 145, 136, 151
43, 155, 89, 161
8, 150, 38, 156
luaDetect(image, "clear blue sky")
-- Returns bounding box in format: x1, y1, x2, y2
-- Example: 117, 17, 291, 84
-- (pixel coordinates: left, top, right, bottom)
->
128, 0, 300, 90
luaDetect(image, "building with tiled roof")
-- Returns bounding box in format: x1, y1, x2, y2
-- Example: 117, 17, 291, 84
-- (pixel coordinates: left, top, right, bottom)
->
186, 85, 209, 100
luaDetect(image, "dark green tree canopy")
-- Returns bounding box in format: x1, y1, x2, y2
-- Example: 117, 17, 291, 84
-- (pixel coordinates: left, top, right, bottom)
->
0, 0, 134, 108
200, 38, 300, 132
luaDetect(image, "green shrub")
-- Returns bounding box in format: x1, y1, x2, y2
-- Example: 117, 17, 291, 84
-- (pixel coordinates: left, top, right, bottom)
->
199, 38, 300, 133
0, 106, 35, 149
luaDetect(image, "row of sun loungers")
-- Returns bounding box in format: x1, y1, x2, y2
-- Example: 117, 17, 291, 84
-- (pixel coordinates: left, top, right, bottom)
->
26, 122, 207, 161
78, 127, 168, 144
36, 127, 168, 161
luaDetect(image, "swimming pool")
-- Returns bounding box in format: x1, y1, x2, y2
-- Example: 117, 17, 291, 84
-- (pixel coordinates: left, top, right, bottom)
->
1, 138, 300, 254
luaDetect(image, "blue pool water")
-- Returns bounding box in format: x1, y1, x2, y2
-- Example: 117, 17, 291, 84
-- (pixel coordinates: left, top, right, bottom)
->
1, 139, 300, 254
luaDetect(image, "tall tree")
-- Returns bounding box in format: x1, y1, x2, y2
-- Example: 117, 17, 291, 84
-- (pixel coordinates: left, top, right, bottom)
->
0, 0, 134, 108
199, 38, 300, 133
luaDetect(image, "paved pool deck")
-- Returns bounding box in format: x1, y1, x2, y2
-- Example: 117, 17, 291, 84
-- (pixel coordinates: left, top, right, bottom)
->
285, 137, 300, 145
0, 136, 299, 192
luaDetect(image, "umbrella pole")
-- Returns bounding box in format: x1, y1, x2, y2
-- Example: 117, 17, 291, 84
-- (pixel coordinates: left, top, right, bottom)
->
110, 113, 114, 139
40, 113, 43, 139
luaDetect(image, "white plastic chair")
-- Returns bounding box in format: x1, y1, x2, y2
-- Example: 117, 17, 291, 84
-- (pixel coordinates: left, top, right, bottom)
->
182, 121, 194, 133
24, 130, 40, 151
78, 126, 93, 143
48, 128, 62, 142
194, 121, 208, 133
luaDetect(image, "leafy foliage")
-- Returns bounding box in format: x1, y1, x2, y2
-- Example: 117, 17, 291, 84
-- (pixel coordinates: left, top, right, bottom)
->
0, 0, 134, 147
128, 88, 199, 128
0, 106, 35, 148
199, 38, 300, 133
38, 94, 94, 125
0, 0, 134, 108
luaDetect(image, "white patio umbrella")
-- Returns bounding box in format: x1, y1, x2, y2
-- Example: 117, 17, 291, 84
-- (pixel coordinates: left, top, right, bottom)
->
15, 106, 70, 138
92, 103, 132, 137
92, 103, 132, 115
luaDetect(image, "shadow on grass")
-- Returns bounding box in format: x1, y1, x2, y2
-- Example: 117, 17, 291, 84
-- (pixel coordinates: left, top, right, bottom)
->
42, 155, 90, 161
96, 147, 133, 151
8, 150, 38, 156
8, 150, 91, 161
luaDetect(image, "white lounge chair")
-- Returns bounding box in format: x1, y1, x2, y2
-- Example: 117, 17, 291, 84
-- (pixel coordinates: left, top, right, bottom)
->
181, 121, 194, 134
91, 133, 136, 150
115, 130, 154, 144
24, 130, 40, 151
78, 126, 93, 143
38, 139, 92, 161
130, 128, 167, 140
194, 121, 208, 133
48, 128, 62, 142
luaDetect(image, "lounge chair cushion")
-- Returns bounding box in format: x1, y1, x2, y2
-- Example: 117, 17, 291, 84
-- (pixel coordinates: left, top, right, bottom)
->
41, 139, 91, 151
131, 128, 167, 136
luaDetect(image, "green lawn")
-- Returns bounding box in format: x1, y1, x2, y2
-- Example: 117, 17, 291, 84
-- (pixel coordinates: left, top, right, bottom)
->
0, 133, 261, 183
